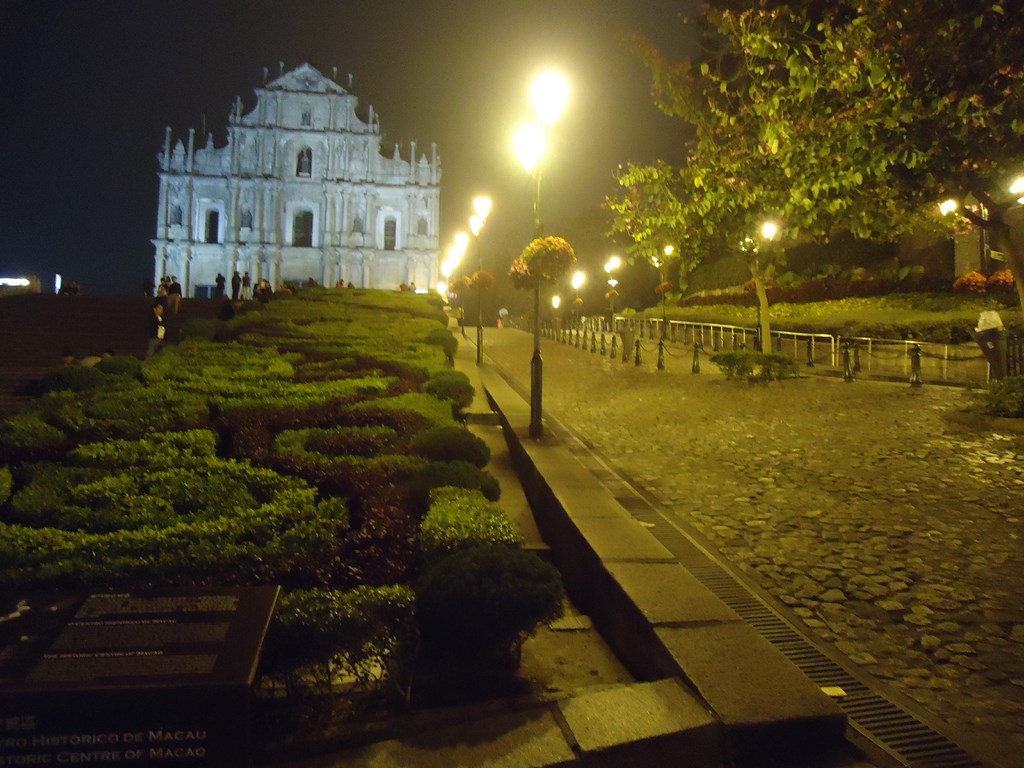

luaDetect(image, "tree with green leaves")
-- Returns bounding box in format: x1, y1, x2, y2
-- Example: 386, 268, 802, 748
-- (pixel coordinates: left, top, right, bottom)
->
611, 6, 930, 341
613, 1, 1024, 333
851, 0, 1024, 317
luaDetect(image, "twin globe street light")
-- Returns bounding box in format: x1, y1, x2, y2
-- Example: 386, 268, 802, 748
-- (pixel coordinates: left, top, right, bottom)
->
513, 70, 570, 438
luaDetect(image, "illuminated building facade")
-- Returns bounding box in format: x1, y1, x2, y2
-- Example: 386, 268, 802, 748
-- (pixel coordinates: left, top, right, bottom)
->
152, 63, 441, 295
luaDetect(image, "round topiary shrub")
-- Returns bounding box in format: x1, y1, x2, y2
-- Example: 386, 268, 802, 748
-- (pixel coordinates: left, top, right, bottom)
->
405, 460, 499, 517
415, 544, 563, 659
423, 370, 475, 413
408, 425, 489, 467
95, 355, 142, 378
425, 328, 458, 359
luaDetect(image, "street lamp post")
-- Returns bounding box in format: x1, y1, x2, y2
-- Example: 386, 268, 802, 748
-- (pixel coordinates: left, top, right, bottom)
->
653, 245, 672, 339
469, 196, 492, 365
604, 255, 621, 330
514, 70, 568, 439
571, 269, 585, 329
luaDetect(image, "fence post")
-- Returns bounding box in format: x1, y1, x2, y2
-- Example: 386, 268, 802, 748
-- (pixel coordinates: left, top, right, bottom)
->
600, 333, 607, 356
610, 334, 618, 359
657, 339, 666, 370
853, 342, 861, 373
575, 329, 581, 349
806, 337, 815, 367
692, 342, 701, 374
910, 344, 923, 387
634, 339, 642, 366
591, 331, 597, 353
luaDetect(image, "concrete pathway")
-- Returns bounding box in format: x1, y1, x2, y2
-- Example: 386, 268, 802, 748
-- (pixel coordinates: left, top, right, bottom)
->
475, 326, 1024, 768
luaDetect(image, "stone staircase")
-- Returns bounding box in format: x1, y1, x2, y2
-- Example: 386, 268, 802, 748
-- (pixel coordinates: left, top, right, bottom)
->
0, 295, 222, 416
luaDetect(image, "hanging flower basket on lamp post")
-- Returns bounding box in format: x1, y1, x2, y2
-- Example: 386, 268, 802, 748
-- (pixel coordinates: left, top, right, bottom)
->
509, 236, 576, 438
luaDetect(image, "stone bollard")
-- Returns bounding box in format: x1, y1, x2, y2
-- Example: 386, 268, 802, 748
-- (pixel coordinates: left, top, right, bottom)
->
657, 339, 666, 370
692, 342, 701, 374
910, 344, 923, 387
575, 330, 581, 349
610, 334, 618, 359
600, 333, 607, 356
634, 339, 642, 366
843, 340, 854, 383
806, 337, 815, 367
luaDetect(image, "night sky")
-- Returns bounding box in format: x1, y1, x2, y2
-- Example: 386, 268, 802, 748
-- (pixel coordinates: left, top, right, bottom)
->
0, 0, 698, 295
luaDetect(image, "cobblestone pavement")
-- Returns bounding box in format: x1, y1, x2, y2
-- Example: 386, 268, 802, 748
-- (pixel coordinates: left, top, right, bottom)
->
479, 328, 1024, 768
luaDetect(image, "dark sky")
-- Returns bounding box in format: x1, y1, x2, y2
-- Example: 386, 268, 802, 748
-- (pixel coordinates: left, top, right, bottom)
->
0, 0, 698, 295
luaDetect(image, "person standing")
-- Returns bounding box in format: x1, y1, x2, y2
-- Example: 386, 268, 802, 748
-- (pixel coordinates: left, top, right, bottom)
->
215, 273, 226, 298
167, 276, 182, 315
241, 272, 251, 300
231, 271, 242, 301
146, 301, 165, 359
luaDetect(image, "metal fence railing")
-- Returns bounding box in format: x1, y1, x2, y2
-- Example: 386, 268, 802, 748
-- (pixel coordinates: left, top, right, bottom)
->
579, 315, 1019, 386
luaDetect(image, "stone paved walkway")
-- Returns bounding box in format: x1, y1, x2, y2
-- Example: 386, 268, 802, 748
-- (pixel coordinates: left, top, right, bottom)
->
477, 327, 1024, 768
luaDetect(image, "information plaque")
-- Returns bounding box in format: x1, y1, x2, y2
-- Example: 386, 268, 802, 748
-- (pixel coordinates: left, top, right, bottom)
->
0, 586, 279, 767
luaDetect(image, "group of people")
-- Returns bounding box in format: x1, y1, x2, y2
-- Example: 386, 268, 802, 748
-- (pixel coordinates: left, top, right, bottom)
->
214, 271, 253, 301
155, 275, 183, 314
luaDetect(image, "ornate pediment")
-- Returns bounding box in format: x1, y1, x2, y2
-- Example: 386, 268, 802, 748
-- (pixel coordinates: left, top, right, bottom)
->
266, 63, 347, 95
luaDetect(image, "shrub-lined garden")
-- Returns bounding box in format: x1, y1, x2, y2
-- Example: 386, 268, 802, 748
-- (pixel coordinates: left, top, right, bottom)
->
0, 289, 562, 714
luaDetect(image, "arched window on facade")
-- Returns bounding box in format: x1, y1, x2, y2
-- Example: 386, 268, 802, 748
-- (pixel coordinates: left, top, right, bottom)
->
301, 109, 312, 127
293, 210, 313, 247
170, 205, 183, 226
417, 217, 428, 236
383, 218, 397, 251
205, 210, 220, 243
296, 147, 312, 177
241, 209, 253, 229
352, 215, 364, 234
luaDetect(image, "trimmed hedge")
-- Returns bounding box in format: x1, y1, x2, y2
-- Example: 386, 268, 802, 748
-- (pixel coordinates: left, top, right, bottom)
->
423, 370, 475, 413
261, 585, 417, 697
419, 486, 523, 557
415, 545, 563, 657
408, 425, 490, 467
405, 460, 500, 518
0, 485, 348, 591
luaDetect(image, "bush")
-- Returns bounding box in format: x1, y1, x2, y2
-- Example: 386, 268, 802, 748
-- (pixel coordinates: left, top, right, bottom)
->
306, 426, 400, 457
425, 327, 458, 359
975, 375, 1024, 418
69, 430, 219, 468
419, 487, 522, 557
405, 460, 500, 517
260, 585, 417, 700
38, 366, 106, 394
423, 370, 475, 413
408, 425, 490, 467
0, 466, 11, 506
953, 271, 988, 294
178, 318, 218, 341
0, 413, 65, 462
710, 350, 797, 381
95, 355, 142, 378
415, 545, 563, 658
